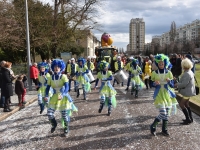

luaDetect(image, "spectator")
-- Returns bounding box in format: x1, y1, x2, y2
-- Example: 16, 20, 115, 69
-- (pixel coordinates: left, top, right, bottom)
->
15, 75, 26, 107
47, 59, 53, 75
185, 54, 195, 74
174, 54, 182, 81
0, 60, 6, 108
150, 54, 158, 71
170, 54, 177, 76
1, 62, 14, 112
176, 58, 196, 125
30, 62, 39, 89
143, 60, 152, 89
43, 59, 47, 63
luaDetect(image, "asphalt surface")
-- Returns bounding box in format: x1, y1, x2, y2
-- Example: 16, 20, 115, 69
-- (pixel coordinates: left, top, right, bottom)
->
0, 85, 200, 150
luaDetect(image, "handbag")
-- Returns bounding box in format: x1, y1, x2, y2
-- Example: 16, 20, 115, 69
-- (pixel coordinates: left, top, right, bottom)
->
194, 76, 199, 95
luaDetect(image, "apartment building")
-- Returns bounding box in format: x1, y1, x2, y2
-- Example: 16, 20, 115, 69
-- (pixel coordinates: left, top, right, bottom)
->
153, 19, 200, 47
129, 18, 145, 53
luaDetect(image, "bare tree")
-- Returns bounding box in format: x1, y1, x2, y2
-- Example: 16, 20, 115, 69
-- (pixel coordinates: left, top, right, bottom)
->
51, 0, 102, 57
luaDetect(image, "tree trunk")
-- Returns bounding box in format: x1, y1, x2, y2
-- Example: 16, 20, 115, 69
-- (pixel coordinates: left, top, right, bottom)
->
51, 0, 59, 58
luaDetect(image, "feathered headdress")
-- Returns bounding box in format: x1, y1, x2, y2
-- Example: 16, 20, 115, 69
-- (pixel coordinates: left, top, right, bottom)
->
38, 62, 49, 72
154, 54, 170, 68
78, 58, 86, 67
51, 59, 66, 72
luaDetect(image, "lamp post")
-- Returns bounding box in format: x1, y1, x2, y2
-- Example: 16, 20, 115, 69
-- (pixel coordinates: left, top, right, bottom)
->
25, 0, 32, 91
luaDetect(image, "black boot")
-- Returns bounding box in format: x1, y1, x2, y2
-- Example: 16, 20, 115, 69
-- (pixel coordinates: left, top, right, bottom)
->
135, 90, 138, 98
108, 107, 111, 116
77, 89, 80, 98
39, 103, 44, 114
186, 107, 193, 123
150, 118, 160, 136
145, 79, 148, 89
131, 87, 135, 95
49, 118, 57, 133
107, 98, 112, 116
64, 122, 69, 134
181, 108, 192, 125
83, 90, 87, 100
121, 82, 124, 87
98, 103, 104, 113
162, 120, 169, 136
125, 87, 129, 91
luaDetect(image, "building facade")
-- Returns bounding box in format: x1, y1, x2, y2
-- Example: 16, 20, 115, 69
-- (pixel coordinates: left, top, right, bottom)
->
153, 19, 200, 47
78, 30, 101, 58
129, 18, 145, 53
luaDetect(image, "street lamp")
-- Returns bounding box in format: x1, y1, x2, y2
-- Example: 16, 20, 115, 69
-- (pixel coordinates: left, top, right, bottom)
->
25, 0, 32, 91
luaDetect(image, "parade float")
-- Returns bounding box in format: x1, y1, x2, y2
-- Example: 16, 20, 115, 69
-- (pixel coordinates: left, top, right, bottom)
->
95, 32, 118, 72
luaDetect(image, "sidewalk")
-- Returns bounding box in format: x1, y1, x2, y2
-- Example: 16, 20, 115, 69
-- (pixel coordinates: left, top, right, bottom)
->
0, 89, 38, 122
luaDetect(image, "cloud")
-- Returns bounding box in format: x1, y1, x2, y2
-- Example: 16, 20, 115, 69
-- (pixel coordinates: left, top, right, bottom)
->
41, 0, 200, 50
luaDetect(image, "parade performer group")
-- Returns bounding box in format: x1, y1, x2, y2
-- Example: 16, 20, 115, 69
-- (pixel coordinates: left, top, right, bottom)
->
33, 52, 185, 137
150, 54, 177, 136
44, 59, 78, 135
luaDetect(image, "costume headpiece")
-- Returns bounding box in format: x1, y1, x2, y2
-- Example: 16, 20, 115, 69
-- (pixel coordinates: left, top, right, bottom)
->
38, 62, 49, 72
51, 59, 66, 72
131, 58, 139, 68
154, 54, 170, 68
99, 60, 109, 71
78, 58, 86, 66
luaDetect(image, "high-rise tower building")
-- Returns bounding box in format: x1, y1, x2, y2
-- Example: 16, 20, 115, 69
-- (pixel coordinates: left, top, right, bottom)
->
129, 18, 145, 53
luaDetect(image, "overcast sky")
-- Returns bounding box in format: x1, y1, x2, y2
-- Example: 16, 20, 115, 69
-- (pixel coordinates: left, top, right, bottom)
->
42, 0, 200, 50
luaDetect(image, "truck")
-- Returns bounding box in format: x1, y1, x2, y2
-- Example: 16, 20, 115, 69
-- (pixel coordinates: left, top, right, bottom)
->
95, 32, 118, 72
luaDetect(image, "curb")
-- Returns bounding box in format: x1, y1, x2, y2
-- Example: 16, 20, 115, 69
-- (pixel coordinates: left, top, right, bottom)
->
0, 97, 37, 122
175, 93, 200, 116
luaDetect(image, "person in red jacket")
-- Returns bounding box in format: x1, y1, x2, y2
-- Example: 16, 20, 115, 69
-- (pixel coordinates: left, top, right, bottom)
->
30, 63, 39, 89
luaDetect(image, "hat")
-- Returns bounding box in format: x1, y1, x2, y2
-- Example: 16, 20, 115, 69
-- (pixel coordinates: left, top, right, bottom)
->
185, 54, 192, 60
71, 58, 75, 61
117, 56, 121, 59
87, 56, 91, 59
129, 56, 134, 60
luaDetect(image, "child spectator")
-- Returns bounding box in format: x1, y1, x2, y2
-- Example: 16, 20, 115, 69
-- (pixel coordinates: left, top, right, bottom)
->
15, 75, 26, 107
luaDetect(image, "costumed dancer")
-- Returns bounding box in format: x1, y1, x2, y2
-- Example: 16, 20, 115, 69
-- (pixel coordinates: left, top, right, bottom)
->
125, 56, 134, 91
44, 59, 78, 135
76, 58, 91, 100
37, 62, 52, 114
150, 54, 177, 136
130, 59, 144, 97
113, 56, 124, 87
66, 58, 78, 92
94, 61, 117, 116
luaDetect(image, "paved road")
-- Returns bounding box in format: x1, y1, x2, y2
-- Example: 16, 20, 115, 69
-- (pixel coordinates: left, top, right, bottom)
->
0, 85, 200, 149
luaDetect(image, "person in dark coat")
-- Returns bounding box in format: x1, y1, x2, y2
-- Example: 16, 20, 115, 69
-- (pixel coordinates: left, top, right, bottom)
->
15, 75, 26, 107
0, 60, 6, 108
1, 62, 14, 112
174, 54, 182, 81
170, 54, 177, 76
